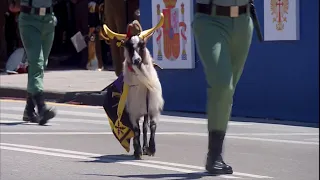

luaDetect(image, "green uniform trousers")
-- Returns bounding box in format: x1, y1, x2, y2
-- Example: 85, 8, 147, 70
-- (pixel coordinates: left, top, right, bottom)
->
191, 9, 253, 132
18, 12, 55, 95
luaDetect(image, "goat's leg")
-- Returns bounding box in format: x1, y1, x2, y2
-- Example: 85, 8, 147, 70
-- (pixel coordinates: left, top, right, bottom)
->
133, 120, 142, 160
147, 116, 157, 156
142, 115, 149, 155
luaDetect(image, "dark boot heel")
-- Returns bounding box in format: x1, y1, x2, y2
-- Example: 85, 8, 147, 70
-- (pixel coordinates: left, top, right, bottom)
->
205, 130, 233, 175
39, 107, 56, 125
32, 92, 56, 125
23, 93, 39, 123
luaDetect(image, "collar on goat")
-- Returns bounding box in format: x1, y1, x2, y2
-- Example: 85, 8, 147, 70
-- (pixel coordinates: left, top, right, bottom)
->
127, 63, 135, 72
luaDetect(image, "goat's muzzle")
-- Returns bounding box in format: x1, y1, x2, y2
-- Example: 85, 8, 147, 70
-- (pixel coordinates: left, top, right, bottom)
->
133, 58, 142, 68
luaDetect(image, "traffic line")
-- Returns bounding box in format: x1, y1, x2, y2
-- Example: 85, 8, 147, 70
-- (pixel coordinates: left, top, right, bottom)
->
0, 99, 97, 108
1, 114, 109, 125
1, 131, 319, 145
0, 142, 272, 179
226, 136, 319, 145
0, 109, 252, 126
1, 131, 318, 137
304, 138, 319, 141
0, 129, 319, 145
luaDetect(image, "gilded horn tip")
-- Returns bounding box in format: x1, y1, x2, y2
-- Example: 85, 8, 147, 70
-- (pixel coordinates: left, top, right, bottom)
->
139, 12, 165, 40
102, 24, 127, 40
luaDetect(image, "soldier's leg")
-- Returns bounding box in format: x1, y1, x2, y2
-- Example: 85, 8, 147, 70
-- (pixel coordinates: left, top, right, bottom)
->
19, 13, 56, 126
0, 15, 7, 69
105, 0, 126, 76
127, 0, 140, 22
230, 14, 254, 88
95, 31, 104, 69
113, 0, 126, 76
192, 13, 233, 175
75, 0, 89, 69
105, 13, 120, 76
36, 14, 57, 125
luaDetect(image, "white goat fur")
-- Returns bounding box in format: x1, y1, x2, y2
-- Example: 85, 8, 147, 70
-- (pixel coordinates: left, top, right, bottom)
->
123, 39, 164, 123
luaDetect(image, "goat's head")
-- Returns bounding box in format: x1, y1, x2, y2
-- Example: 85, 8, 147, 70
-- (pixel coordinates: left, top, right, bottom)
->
123, 35, 147, 69
101, 14, 164, 69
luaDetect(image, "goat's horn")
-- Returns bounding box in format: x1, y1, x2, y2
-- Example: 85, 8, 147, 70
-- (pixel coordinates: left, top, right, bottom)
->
139, 13, 164, 40
99, 29, 109, 41
102, 24, 127, 40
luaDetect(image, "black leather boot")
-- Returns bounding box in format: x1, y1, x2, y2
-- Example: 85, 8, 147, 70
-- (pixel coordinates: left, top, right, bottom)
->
22, 93, 39, 123
205, 130, 233, 175
32, 92, 56, 125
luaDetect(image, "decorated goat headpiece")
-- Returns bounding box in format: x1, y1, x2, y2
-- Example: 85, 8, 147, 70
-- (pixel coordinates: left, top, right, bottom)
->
101, 13, 164, 47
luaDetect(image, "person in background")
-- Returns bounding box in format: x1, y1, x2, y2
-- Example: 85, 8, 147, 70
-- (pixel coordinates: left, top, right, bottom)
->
0, 0, 9, 69
71, 0, 89, 69
10, 0, 57, 125
191, 0, 254, 175
103, 0, 139, 77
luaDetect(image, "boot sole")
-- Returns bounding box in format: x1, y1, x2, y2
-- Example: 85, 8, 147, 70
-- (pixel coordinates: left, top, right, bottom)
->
39, 108, 56, 126
206, 167, 233, 175
23, 115, 39, 123
23, 117, 39, 123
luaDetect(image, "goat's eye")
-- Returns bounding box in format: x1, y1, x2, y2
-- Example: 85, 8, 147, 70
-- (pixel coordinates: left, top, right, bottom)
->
138, 41, 145, 48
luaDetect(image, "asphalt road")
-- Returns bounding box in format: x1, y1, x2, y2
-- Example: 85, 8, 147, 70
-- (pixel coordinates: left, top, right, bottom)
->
0, 99, 319, 180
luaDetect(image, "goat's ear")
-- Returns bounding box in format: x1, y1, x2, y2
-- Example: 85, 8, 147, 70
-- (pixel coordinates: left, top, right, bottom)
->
142, 37, 148, 43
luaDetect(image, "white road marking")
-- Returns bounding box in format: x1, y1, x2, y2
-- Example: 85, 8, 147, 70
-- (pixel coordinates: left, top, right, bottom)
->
1, 114, 109, 125
1, 131, 318, 145
0, 132, 115, 135
1, 131, 318, 136
1, 108, 252, 126
0, 146, 198, 174
1, 142, 273, 179
304, 138, 319, 141
0, 99, 99, 108
227, 136, 319, 145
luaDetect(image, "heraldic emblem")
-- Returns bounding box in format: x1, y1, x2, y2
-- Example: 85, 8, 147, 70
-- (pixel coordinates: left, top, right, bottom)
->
155, 0, 187, 61
270, 0, 289, 31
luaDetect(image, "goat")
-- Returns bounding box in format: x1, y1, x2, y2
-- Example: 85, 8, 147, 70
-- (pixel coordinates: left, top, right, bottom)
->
102, 13, 165, 160
123, 35, 164, 159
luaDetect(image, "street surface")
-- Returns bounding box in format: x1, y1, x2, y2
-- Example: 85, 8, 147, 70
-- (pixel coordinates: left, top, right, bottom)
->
1, 99, 319, 180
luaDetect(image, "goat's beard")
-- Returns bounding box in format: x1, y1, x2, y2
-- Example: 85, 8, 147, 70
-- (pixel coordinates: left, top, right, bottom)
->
131, 63, 160, 93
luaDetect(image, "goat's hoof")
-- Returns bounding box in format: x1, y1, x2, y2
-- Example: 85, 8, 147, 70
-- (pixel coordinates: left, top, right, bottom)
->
134, 154, 142, 160
142, 146, 149, 155
147, 148, 156, 157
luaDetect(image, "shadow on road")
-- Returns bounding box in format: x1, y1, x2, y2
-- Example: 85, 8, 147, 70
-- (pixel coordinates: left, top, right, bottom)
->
80, 154, 136, 164
80, 155, 215, 179
82, 172, 213, 180
0, 122, 26, 126
0, 120, 52, 126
